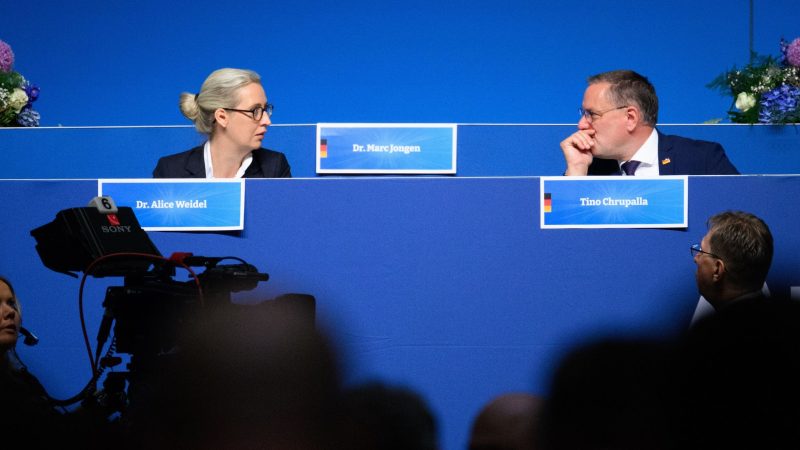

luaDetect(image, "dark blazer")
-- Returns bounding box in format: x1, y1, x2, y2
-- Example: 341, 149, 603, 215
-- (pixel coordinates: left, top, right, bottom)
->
152, 146, 292, 178
587, 131, 740, 175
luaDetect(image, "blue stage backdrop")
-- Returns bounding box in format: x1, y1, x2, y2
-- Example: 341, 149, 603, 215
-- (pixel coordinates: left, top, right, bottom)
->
1, 2, 799, 449
2, 177, 799, 450
0, 1, 796, 126
0, 124, 797, 179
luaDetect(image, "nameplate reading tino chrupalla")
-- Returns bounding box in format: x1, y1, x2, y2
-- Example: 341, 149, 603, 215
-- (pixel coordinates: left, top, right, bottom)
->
540, 176, 688, 229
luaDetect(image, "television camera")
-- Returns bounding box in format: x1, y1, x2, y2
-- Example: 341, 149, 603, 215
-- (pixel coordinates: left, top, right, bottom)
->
29, 196, 276, 416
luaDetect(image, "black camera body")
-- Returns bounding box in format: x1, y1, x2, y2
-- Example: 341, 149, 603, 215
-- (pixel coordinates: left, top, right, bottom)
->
31, 203, 271, 355
31, 205, 160, 277
30, 202, 273, 415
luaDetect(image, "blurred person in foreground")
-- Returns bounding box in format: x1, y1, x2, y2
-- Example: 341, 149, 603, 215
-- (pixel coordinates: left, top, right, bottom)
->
469, 392, 543, 450
676, 293, 800, 449
340, 381, 439, 450
537, 338, 676, 450
136, 304, 341, 450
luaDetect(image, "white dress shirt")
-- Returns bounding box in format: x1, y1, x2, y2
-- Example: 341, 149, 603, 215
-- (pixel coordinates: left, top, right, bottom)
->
203, 141, 253, 179
618, 129, 659, 176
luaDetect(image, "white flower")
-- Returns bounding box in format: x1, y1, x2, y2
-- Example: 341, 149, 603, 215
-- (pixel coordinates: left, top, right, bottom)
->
8, 88, 28, 113
0, 87, 9, 110
735, 92, 757, 112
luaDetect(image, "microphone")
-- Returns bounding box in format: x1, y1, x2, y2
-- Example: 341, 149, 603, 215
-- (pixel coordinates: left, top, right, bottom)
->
19, 327, 39, 346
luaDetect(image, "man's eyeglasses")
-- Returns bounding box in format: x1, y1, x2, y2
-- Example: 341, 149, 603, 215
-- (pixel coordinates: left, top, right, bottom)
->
579, 105, 627, 123
224, 103, 274, 121
690, 243, 722, 260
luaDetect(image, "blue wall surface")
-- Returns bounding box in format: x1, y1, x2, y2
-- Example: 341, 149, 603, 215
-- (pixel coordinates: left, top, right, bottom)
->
1, 3, 799, 450
0, 1, 797, 126
3, 177, 800, 450
1, 124, 797, 178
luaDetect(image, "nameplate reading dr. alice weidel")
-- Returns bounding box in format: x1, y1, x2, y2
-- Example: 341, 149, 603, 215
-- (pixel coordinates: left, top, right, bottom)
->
540, 176, 688, 229
316, 123, 457, 174
98, 179, 245, 231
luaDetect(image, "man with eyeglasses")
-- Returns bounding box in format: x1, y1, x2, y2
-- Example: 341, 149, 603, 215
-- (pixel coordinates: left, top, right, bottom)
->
560, 70, 739, 176
691, 211, 773, 321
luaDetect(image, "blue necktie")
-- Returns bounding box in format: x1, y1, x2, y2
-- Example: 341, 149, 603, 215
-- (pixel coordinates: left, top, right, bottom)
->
621, 160, 641, 176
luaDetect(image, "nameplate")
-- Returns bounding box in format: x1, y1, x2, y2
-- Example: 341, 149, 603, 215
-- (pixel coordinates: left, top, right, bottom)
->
316, 123, 457, 174
540, 176, 688, 229
98, 179, 245, 231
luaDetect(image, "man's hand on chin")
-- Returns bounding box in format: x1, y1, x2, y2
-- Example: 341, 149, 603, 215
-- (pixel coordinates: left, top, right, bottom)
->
561, 129, 596, 176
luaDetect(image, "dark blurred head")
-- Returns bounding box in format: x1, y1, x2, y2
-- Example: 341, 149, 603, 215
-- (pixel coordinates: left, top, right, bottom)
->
537, 338, 676, 450
139, 305, 341, 450
676, 295, 800, 449
469, 392, 543, 450
340, 381, 438, 450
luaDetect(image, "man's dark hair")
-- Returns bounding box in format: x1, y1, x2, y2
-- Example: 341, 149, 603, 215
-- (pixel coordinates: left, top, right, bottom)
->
588, 70, 659, 126
707, 211, 773, 291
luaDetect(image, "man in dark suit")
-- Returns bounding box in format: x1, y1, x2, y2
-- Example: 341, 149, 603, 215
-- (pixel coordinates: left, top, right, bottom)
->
560, 70, 739, 176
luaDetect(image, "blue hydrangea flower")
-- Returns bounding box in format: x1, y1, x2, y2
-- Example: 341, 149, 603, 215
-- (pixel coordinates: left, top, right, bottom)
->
23, 81, 39, 105
758, 84, 800, 123
16, 107, 40, 127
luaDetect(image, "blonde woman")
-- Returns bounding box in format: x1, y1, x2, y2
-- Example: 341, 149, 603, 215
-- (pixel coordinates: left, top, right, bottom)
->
153, 68, 291, 178
0, 275, 68, 445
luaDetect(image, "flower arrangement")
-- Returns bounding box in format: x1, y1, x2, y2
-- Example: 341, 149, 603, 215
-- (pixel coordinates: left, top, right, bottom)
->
708, 37, 800, 124
0, 39, 40, 127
